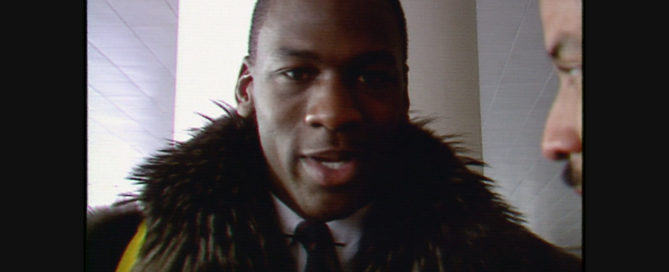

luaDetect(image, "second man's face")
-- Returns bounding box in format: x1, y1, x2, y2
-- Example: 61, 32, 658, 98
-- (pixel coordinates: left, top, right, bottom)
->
540, 0, 583, 193
237, 0, 409, 221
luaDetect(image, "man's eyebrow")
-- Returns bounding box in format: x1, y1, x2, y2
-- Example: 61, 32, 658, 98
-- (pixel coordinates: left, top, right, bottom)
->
275, 48, 320, 61
274, 48, 399, 66
548, 35, 581, 61
352, 51, 399, 66
548, 41, 564, 61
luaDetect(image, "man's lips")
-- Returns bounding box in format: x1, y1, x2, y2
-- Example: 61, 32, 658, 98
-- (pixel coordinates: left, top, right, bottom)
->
302, 149, 357, 161
299, 149, 361, 187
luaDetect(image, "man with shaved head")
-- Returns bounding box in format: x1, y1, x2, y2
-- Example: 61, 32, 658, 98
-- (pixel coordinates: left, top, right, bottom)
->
87, 0, 582, 271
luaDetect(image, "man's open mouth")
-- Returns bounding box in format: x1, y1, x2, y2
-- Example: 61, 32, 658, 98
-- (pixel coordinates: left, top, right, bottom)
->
300, 149, 360, 187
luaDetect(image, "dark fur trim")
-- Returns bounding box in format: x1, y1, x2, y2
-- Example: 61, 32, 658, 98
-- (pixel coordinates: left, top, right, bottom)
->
126, 105, 293, 271
92, 104, 580, 271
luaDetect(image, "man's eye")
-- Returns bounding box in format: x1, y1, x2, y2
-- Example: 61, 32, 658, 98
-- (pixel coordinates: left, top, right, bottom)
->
357, 71, 395, 86
283, 68, 315, 81
557, 65, 582, 77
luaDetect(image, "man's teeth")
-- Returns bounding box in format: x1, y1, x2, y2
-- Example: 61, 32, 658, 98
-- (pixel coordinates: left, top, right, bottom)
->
320, 161, 345, 169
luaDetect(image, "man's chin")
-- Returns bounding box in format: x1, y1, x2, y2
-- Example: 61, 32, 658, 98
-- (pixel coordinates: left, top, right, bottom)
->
299, 199, 363, 221
295, 185, 374, 221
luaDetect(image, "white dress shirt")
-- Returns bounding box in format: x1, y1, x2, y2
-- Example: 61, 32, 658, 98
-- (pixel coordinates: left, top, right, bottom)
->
272, 195, 370, 272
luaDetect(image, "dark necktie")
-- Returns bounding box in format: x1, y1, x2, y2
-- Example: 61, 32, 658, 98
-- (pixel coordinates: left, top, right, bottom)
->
293, 220, 343, 272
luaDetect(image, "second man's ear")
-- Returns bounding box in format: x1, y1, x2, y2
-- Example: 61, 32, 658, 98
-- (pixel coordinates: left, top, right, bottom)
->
235, 56, 255, 118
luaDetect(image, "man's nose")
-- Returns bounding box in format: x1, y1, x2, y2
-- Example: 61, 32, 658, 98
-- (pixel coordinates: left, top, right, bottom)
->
541, 87, 581, 160
305, 76, 362, 131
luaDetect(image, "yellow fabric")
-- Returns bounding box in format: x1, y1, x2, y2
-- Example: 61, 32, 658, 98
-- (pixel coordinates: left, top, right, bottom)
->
114, 220, 147, 272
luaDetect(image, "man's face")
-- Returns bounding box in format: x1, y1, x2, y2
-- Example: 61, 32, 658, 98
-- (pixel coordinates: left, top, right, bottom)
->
237, 0, 409, 221
539, 0, 582, 194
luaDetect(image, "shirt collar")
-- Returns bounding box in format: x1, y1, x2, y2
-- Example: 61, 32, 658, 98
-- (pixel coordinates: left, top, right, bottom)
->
271, 194, 370, 269
272, 194, 369, 244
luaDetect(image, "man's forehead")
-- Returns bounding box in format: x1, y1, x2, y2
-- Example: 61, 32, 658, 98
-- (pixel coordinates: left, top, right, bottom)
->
265, 0, 391, 16
539, 0, 582, 45
258, 0, 403, 55
262, 0, 399, 34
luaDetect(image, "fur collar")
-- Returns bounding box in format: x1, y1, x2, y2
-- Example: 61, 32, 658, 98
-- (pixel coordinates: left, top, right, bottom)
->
124, 105, 580, 272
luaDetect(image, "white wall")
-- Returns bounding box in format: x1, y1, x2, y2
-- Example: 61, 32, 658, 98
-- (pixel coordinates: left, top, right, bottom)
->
173, 0, 255, 142
403, 0, 482, 161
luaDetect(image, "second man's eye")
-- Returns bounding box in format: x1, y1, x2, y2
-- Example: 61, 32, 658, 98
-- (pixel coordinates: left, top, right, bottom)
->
559, 65, 582, 77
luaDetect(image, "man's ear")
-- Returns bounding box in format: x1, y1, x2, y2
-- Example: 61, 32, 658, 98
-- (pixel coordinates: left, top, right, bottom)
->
235, 56, 255, 118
